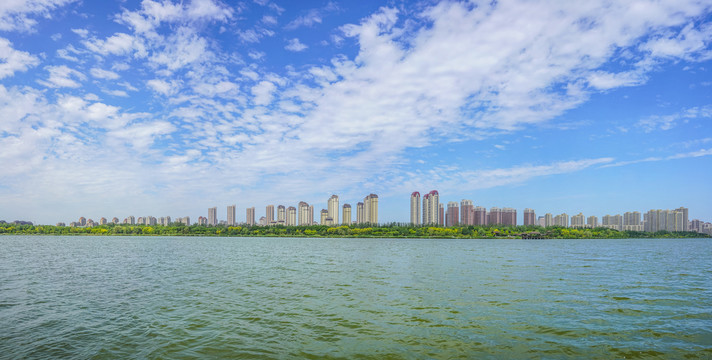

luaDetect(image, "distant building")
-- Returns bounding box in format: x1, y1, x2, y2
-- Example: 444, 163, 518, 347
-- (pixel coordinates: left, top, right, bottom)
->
277, 205, 286, 224
356, 202, 364, 224
675, 207, 689, 231
342, 204, 351, 225
422, 190, 439, 225
438, 203, 444, 226
198, 216, 207, 226
298, 202, 311, 225
208, 207, 217, 226
523, 208, 536, 226
111, 217, 119, 224
544, 213, 553, 227
587, 215, 598, 228
320, 209, 329, 225
266, 205, 274, 224
287, 206, 297, 226
446, 202, 459, 227
227, 205, 236, 226
364, 194, 378, 224
99, 217, 107, 225
410, 192, 421, 225
473, 206, 487, 225
460, 199, 474, 225
571, 213, 585, 228
502, 208, 517, 226
328, 195, 339, 225
554, 213, 569, 227
246, 207, 255, 226
489, 207, 502, 225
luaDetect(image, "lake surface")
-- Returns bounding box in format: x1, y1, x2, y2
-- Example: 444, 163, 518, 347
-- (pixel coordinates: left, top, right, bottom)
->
1, 236, 711, 359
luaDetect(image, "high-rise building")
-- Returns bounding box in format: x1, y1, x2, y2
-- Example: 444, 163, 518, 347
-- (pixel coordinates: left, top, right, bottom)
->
198, 216, 207, 225
246, 207, 255, 226
112, 217, 119, 224
277, 205, 286, 224
502, 208, 517, 226
422, 190, 439, 225
602, 214, 622, 230
554, 213, 569, 227
571, 213, 585, 228
623, 211, 642, 231
410, 192, 421, 225
356, 202, 364, 224
439, 203, 444, 226
320, 209, 329, 225
587, 215, 598, 228
227, 205, 236, 226
342, 204, 351, 225
208, 207, 217, 226
328, 195, 339, 225
523, 208, 536, 226
364, 194, 378, 224
538, 216, 546, 227
287, 206, 297, 226
474, 206, 487, 225
446, 202, 459, 227
489, 207, 502, 225
544, 213, 553, 227
460, 199, 473, 225
298, 202, 311, 225
265, 205, 275, 224
675, 207, 689, 231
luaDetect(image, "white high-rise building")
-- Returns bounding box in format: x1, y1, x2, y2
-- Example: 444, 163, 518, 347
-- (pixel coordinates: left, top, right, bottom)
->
328, 195, 339, 225
410, 192, 421, 225
208, 207, 217, 226
356, 202, 364, 224
277, 205, 286, 224
298, 202, 310, 225
287, 206, 297, 226
364, 194, 378, 224
246, 207, 255, 226
571, 213, 585, 228
342, 204, 351, 225
266, 205, 274, 224
227, 205, 236, 226
422, 190, 439, 225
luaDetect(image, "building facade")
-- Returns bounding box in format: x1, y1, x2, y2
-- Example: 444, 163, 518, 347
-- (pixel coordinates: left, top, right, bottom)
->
410, 192, 421, 225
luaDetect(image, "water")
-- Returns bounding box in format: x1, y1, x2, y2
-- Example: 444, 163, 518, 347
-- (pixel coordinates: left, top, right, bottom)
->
1, 236, 711, 359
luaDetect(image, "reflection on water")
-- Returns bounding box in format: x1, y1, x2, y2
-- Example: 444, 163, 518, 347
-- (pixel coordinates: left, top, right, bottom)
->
1, 236, 711, 359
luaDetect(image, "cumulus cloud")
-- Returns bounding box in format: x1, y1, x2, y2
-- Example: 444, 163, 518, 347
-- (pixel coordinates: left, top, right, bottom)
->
90, 67, 120, 80
39, 65, 86, 88
0, 0, 76, 32
284, 38, 307, 52
0, 38, 40, 79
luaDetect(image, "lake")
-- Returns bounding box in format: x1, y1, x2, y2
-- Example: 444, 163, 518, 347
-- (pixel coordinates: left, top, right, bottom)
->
1, 236, 710, 359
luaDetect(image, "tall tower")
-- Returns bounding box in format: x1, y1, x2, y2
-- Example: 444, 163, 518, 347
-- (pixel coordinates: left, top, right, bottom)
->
446, 201, 459, 226
342, 204, 352, 225
320, 209, 329, 225
277, 205, 286, 224
502, 208, 517, 226
227, 205, 236, 226
298, 202, 309, 225
423, 190, 439, 225
208, 207, 217, 226
363, 194, 378, 224
356, 202, 364, 224
328, 195, 339, 225
410, 192, 421, 225
460, 199, 473, 225
266, 205, 275, 224
246, 207, 255, 226
675, 207, 689, 231
287, 206, 297, 226
523, 208, 536, 226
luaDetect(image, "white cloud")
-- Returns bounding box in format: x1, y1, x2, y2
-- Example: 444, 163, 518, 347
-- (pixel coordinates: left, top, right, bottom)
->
71, 28, 88, 38
84, 32, 147, 57
602, 149, 712, 168
285, 2, 338, 30
0, 0, 76, 32
0, 38, 40, 79
39, 65, 86, 88
147, 79, 181, 96
285, 38, 307, 52
90, 67, 120, 80
251, 81, 276, 105
638, 105, 712, 132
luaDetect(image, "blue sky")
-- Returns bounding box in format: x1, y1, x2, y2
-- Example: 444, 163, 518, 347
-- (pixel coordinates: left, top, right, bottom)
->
1, 0, 711, 225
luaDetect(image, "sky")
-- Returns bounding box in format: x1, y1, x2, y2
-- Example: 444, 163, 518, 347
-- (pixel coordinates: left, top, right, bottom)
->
0, 0, 711, 225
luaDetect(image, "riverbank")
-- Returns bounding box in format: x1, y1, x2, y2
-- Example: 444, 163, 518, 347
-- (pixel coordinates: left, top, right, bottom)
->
0, 223, 706, 239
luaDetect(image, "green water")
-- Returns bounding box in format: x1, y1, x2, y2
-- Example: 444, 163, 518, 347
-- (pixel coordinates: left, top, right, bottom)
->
1, 236, 711, 359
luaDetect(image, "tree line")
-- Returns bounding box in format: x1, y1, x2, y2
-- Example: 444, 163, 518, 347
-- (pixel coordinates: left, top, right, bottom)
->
0, 222, 707, 239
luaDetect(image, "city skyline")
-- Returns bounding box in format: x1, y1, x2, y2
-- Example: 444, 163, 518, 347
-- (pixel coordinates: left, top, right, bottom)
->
1, 0, 711, 225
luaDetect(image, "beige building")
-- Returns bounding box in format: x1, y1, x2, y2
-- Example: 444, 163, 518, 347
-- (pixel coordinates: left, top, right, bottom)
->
277, 205, 286, 224
266, 205, 274, 224
342, 204, 351, 225
363, 194, 378, 224
227, 205, 236, 226
208, 207, 217, 226
422, 190, 439, 225
328, 195, 339, 225
287, 206, 297, 226
356, 202, 364, 224
410, 192, 421, 225
246, 207, 255, 226
571, 213, 585, 228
